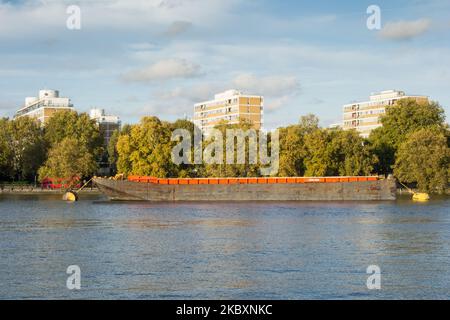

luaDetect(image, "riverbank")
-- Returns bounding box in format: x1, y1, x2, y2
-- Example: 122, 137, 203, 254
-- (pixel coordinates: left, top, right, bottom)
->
397, 187, 450, 196
0, 185, 101, 195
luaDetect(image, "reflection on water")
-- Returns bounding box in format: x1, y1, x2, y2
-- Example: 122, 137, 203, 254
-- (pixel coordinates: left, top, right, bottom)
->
0, 194, 449, 299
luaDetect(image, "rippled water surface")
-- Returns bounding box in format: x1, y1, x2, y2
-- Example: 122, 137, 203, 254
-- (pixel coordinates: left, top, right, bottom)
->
0, 194, 449, 299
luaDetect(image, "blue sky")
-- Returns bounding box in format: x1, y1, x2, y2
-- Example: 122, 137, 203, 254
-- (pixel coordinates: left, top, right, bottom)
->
1, 0, 449, 129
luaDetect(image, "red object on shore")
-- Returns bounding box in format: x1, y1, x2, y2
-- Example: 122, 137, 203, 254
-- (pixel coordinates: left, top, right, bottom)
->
41, 177, 82, 189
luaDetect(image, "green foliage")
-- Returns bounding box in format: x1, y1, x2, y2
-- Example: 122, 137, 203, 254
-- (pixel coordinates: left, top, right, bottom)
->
0, 118, 13, 180
112, 123, 134, 175
277, 115, 320, 177
278, 125, 308, 177
299, 114, 320, 134
278, 114, 375, 177
107, 130, 120, 175
369, 99, 446, 174
44, 110, 103, 158
114, 115, 377, 179
333, 130, 377, 176
203, 119, 261, 178
394, 128, 450, 193
116, 117, 180, 177
4, 98, 445, 194
0, 111, 105, 182
304, 129, 376, 176
1, 117, 47, 180
38, 137, 98, 183
34, 110, 104, 182
116, 132, 133, 175
170, 119, 203, 177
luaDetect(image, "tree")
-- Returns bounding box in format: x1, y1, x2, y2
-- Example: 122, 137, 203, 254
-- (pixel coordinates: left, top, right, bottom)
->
278, 125, 307, 177
7, 117, 47, 181
116, 117, 179, 178
299, 114, 319, 134
203, 119, 260, 177
277, 114, 320, 177
170, 119, 204, 177
107, 130, 120, 175
38, 137, 98, 184
0, 118, 13, 180
394, 127, 450, 193
303, 129, 334, 176
304, 129, 376, 176
331, 130, 377, 176
369, 99, 446, 174
44, 110, 103, 158
116, 132, 133, 175
107, 124, 133, 175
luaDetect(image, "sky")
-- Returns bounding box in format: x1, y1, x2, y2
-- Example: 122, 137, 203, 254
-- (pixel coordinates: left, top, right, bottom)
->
1, 0, 450, 129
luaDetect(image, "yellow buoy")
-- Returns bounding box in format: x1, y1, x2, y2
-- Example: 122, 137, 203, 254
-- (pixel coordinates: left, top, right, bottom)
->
63, 191, 78, 202
412, 193, 430, 202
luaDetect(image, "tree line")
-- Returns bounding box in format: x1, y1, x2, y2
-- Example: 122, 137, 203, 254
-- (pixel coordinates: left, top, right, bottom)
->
110, 99, 449, 193
0, 99, 449, 193
0, 110, 103, 184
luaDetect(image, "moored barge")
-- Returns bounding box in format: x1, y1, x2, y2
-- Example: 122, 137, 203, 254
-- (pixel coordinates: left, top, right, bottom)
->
93, 176, 397, 201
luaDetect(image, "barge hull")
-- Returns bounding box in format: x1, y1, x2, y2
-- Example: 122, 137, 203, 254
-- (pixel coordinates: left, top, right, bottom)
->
94, 178, 397, 201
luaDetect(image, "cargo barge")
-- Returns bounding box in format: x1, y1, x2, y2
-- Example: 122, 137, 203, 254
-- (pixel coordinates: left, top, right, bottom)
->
93, 176, 397, 201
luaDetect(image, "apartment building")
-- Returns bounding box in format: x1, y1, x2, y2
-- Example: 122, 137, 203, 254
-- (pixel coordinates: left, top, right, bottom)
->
15, 89, 74, 125
89, 108, 121, 147
343, 90, 428, 138
193, 90, 264, 134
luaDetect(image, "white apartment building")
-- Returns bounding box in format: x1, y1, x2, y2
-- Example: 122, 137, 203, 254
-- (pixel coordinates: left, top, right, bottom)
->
193, 90, 264, 134
89, 108, 121, 146
343, 90, 429, 138
15, 89, 74, 125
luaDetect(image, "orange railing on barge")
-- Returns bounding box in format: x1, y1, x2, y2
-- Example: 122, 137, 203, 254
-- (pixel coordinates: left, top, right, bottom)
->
127, 176, 379, 185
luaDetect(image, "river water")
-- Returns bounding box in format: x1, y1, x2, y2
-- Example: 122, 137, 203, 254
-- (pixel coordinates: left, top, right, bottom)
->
0, 194, 449, 299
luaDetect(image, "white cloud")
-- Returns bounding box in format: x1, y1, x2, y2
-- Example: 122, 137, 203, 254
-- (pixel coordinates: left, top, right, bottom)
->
121, 58, 201, 82
0, 0, 240, 38
380, 18, 432, 40
232, 73, 300, 97
154, 73, 302, 114
158, 83, 220, 102
153, 74, 303, 115
164, 20, 193, 36
0, 2, 65, 38
229, 73, 301, 113
265, 95, 292, 112
128, 42, 159, 51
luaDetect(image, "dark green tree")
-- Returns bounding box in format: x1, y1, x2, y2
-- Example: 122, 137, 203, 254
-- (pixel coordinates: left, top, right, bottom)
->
394, 127, 450, 193
369, 99, 446, 174
107, 130, 120, 175
277, 114, 320, 177
203, 119, 260, 178
7, 117, 47, 181
44, 110, 103, 158
304, 128, 376, 176
0, 118, 13, 180
38, 137, 98, 184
